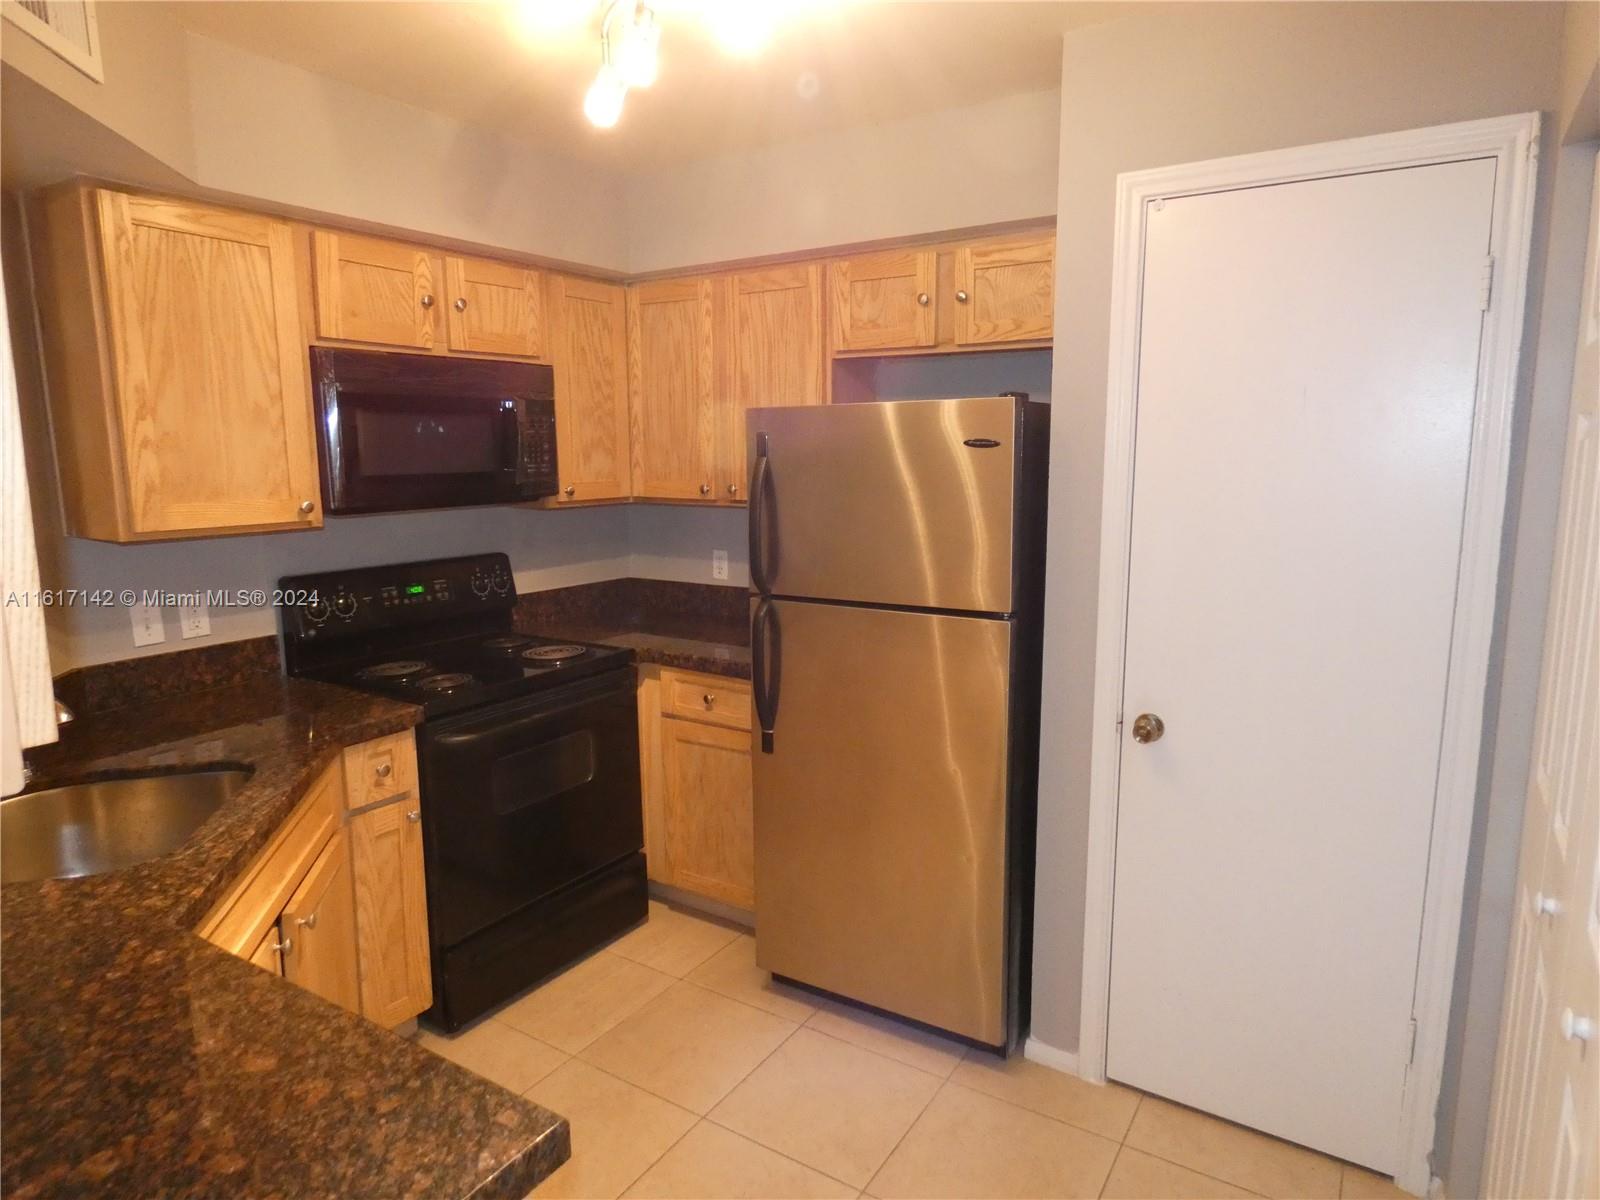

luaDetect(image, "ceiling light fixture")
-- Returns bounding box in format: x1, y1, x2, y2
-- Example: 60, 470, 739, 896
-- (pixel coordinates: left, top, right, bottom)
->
584, 1, 657, 127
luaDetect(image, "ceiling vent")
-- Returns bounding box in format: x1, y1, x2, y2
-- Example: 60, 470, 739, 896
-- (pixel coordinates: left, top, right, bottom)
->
1, 0, 103, 82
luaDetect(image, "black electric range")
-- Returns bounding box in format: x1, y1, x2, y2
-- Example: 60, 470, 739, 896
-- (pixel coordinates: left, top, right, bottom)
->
278, 553, 647, 1030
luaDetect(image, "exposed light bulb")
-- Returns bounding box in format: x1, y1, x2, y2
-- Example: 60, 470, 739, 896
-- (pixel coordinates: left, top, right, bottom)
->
704, 0, 779, 56
508, 0, 591, 40
583, 64, 627, 127
614, 6, 660, 88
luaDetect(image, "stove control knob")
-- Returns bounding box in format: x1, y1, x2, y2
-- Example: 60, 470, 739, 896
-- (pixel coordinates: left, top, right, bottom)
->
333, 591, 358, 620
303, 597, 331, 625
470, 569, 491, 597
492, 570, 511, 595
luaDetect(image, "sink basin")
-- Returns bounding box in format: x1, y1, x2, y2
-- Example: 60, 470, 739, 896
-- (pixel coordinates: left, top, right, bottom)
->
1, 767, 251, 884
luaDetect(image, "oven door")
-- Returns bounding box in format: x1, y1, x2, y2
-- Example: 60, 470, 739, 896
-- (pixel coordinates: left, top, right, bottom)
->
313, 347, 556, 513
417, 669, 642, 949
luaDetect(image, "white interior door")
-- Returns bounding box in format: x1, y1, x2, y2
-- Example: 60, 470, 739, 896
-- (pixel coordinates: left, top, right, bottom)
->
1107, 158, 1498, 1173
1484, 156, 1599, 1200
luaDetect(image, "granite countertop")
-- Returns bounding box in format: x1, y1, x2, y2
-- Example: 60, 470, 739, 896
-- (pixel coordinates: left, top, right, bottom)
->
3, 677, 571, 1200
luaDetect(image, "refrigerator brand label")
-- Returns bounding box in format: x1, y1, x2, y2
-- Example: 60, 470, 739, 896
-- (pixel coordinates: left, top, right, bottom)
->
963, 438, 1003, 449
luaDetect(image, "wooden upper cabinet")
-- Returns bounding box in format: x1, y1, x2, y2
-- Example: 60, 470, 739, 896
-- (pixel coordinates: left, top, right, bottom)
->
34, 185, 321, 541
551, 276, 631, 502
280, 831, 362, 1015
348, 798, 432, 1028
312, 230, 437, 349
628, 277, 717, 501
718, 265, 824, 501
954, 235, 1055, 345
444, 255, 543, 358
828, 249, 937, 352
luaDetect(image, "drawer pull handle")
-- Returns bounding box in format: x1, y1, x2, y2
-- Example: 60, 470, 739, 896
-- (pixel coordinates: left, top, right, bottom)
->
273, 935, 293, 955
296, 912, 318, 930
703, 693, 716, 707
375, 762, 393, 780
407, 809, 421, 823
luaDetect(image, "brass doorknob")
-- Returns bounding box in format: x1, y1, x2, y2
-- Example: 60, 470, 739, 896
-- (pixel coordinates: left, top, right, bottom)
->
1131, 713, 1165, 744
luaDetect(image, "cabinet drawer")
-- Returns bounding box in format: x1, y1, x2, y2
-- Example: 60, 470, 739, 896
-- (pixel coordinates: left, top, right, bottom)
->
342, 731, 418, 810
199, 760, 342, 957
662, 669, 751, 730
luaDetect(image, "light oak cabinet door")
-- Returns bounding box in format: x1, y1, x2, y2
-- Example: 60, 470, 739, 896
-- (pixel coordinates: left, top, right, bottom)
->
40, 188, 322, 540
954, 235, 1055, 345
661, 717, 755, 910
551, 276, 632, 502
628, 278, 717, 500
312, 230, 437, 349
718, 266, 824, 501
444, 255, 543, 358
348, 798, 432, 1027
247, 926, 284, 976
280, 831, 362, 1015
828, 250, 937, 352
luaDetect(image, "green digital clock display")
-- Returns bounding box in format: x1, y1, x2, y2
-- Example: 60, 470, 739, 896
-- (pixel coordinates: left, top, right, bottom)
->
406, 584, 425, 595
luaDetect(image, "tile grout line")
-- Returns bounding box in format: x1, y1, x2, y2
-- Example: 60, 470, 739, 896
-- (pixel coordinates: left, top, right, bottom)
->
856, 1062, 951, 1197
934, 1074, 1129, 1149
697, 1111, 865, 1194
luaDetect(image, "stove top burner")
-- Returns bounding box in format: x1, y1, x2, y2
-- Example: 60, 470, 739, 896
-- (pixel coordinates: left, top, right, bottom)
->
416, 672, 476, 693
357, 659, 432, 681
481, 635, 534, 651
523, 644, 588, 665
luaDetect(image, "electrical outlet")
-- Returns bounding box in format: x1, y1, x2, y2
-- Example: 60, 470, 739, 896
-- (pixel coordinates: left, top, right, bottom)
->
130, 602, 166, 647
179, 601, 211, 640
712, 549, 729, 581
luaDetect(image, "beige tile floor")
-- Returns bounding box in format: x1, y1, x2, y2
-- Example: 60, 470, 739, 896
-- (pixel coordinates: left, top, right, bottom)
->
415, 900, 1414, 1200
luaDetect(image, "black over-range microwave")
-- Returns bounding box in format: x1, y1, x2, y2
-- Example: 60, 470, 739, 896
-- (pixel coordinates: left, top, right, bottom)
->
311, 348, 558, 514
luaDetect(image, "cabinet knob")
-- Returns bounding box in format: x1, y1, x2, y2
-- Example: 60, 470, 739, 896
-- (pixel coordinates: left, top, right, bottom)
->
299, 500, 316, 515
564, 485, 576, 497
699, 483, 712, 496
956, 289, 970, 303
1534, 891, 1563, 918
916, 292, 930, 307
420, 293, 435, 309
407, 809, 421, 823
454, 297, 468, 312
703, 693, 716, 707
375, 762, 393, 780
272, 935, 293, 955
296, 912, 318, 930
1561, 1009, 1595, 1043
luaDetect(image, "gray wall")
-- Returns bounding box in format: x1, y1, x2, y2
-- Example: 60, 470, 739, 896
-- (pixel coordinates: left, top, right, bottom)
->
1029, 4, 1573, 1195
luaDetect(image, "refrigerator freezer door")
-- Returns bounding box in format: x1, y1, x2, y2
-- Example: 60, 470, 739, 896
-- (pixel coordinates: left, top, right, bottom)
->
752, 597, 1013, 1044
748, 396, 1019, 613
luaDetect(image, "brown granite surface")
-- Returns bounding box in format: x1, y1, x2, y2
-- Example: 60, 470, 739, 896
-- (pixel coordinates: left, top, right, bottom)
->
53, 635, 280, 718
5, 679, 570, 1200
513, 579, 750, 679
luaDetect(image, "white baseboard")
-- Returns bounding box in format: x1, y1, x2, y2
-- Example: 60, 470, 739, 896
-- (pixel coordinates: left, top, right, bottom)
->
1023, 1036, 1081, 1076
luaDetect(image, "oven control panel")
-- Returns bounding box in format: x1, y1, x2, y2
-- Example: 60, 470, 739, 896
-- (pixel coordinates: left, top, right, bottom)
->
279, 553, 517, 643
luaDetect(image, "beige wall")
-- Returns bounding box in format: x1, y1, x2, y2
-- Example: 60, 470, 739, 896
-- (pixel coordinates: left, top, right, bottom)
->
624, 87, 1060, 273
1031, 3, 1568, 1194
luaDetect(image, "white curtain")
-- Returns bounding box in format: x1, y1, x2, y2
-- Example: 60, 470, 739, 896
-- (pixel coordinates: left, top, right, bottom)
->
1, 243, 57, 794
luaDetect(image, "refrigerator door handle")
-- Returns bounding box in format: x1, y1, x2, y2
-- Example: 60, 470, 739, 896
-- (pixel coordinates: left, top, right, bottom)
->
752, 595, 779, 753
749, 432, 774, 595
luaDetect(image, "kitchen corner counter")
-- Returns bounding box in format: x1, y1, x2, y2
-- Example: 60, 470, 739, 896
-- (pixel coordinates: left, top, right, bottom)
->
548, 625, 751, 680
3, 677, 570, 1200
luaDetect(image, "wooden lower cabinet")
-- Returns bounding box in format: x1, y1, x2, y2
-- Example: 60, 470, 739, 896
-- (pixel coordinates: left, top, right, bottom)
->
280, 831, 362, 1014
640, 667, 756, 911
199, 731, 431, 1028
347, 796, 433, 1028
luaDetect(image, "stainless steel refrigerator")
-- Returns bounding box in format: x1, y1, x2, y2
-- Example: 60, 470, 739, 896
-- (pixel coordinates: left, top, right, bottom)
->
747, 394, 1050, 1050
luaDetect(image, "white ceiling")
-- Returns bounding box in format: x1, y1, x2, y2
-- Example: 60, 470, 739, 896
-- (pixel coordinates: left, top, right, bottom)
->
164, 1, 1112, 170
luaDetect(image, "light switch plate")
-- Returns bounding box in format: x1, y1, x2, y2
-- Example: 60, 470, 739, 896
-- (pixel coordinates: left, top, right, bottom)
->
179, 602, 211, 640
712, 549, 729, 581
130, 602, 166, 647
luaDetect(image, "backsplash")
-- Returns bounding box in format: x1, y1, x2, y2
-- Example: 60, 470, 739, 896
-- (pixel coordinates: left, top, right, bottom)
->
54, 579, 749, 717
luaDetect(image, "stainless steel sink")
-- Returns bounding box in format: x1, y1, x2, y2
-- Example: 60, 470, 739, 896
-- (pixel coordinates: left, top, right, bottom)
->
1, 768, 251, 884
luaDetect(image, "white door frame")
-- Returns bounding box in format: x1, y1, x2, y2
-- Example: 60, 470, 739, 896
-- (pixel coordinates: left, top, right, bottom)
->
1078, 112, 1541, 1195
